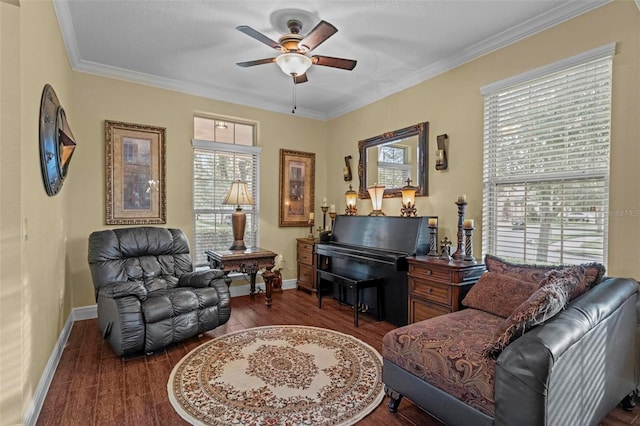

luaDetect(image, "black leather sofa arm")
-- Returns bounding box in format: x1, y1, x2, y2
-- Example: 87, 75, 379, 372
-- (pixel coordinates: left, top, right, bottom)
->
178, 269, 227, 288
98, 280, 148, 301
494, 277, 639, 425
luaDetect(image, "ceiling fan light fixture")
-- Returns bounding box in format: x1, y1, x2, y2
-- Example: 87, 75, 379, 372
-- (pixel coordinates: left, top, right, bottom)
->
275, 53, 312, 77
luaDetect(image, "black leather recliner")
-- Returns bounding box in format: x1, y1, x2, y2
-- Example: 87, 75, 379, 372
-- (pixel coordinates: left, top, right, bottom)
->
88, 227, 231, 356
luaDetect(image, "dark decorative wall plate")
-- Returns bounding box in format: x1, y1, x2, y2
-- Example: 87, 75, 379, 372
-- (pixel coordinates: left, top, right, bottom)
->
39, 84, 77, 196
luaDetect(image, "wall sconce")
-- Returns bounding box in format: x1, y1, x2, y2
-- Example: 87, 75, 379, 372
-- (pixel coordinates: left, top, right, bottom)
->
400, 178, 418, 217
367, 184, 386, 216
222, 180, 254, 250
345, 184, 358, 216
436, 133, 448, 170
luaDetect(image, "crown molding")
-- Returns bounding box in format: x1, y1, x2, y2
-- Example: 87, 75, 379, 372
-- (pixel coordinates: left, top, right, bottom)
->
54, 0, 611, 121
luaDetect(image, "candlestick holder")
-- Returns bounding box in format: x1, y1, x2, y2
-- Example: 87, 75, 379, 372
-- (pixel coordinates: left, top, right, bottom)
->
464, 227, 476, 263
428, 225, 439, 257
329, 211, 337, 230
321, 205, 329, 230
452, 200, 467, 260
308, 220, 315, 239
439, 236, 453, 261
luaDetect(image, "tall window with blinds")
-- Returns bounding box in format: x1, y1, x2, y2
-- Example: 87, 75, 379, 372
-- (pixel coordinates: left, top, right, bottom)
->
193, 117, 260, 267
481, 44, 614, 265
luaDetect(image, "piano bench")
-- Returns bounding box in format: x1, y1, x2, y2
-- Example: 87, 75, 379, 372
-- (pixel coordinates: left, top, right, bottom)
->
317, 270, 384, 327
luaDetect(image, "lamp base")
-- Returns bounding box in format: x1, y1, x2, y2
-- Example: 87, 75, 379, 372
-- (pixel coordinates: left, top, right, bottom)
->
230, 208, 248, 251
368, 210, 386, 216
229, 241, 247, 251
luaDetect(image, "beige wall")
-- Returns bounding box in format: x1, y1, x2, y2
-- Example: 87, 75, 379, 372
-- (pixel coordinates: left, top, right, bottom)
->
2, 0, 639, 422
66, 73, 328, 307
1, 1, 23, 423
326, 0, 640, 278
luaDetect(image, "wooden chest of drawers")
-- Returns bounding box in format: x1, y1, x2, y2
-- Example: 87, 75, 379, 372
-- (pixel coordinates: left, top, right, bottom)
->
296, 238, 317, 293
408, 256, 485, 324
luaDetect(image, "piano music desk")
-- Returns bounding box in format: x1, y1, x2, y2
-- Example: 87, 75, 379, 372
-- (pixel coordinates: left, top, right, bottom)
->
317, 269, 384, 327
205, 248, 278, 307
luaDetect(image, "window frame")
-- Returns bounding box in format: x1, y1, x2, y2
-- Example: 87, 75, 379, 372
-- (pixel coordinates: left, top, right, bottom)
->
480, 43, 615, 266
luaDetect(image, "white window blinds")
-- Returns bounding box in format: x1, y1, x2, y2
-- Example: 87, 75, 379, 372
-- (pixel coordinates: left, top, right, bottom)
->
192, 140, 260, 266
481, 44, 614, 265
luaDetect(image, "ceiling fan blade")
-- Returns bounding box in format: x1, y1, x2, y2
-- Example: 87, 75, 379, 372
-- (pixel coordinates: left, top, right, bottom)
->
299, 20, 337, 52
236, 25, 282, 51
311, 55, 357, 71
294, 74, 308, 84
236, 58, 276, 67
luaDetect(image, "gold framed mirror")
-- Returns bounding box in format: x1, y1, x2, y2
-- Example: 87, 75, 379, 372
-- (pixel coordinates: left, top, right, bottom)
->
357, 122, 428, 199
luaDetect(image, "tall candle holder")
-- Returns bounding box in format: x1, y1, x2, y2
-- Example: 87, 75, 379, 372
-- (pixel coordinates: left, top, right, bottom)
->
308, 219, 315, 239
428, 224, 439, 257
464, 226, 476, 263
321, 205, 329, 230
452, 198, 467, 260
329, 211, 337, 230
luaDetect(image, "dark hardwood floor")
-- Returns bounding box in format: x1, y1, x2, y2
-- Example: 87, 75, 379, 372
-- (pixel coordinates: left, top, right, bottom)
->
37, 288, 638, 425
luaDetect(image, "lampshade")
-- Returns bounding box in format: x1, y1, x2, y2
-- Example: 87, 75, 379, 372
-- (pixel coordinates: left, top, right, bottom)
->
223, 181, 254, 207
345, 184, 358, 215
367, 184, 386, 216
275, 53, 312, 76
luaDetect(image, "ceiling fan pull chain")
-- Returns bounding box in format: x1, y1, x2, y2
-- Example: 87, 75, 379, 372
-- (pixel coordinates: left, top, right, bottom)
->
292, 76, 297, 114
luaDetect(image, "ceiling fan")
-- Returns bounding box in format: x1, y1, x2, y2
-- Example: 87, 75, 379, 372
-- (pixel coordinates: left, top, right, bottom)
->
235, 19, 357, 84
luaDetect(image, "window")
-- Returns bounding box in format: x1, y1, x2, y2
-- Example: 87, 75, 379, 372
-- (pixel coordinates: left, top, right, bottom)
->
192, 117, 260, 266
481, 44, 614, 265
377, 144, 411, 187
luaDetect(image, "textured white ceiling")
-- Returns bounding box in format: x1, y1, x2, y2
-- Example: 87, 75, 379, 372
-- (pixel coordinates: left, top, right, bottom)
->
53, 0, 609, 120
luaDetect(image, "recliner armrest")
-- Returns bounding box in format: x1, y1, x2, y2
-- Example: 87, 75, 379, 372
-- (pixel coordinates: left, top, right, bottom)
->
98, 280, 148, 301
178, 269, 227, 288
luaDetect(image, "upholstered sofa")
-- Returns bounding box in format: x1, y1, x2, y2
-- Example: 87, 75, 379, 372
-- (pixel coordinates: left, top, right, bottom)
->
382, 256, 639, 425
88, 227, 231, 356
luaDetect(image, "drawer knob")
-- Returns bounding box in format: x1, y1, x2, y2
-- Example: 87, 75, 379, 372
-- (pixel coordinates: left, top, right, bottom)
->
426, 287, 432, 293
426, 270, 432, 275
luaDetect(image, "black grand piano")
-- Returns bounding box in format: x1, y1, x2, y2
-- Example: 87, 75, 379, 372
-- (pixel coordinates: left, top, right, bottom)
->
316, 215, 436, 327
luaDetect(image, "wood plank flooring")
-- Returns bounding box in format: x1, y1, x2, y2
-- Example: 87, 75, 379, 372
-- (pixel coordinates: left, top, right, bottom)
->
37, 288, 638, 425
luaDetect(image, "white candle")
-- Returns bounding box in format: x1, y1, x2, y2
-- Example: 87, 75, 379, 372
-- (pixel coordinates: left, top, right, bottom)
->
457, 194, 467, 203
329, 204, 336, 213
428, 218, 437, 227
322, 197, 328, 207
464, 219, 474, 229
309, 212, 315, 220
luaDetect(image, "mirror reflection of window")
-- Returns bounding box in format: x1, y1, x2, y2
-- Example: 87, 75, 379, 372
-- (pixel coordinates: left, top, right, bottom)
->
377, 143, 412, 188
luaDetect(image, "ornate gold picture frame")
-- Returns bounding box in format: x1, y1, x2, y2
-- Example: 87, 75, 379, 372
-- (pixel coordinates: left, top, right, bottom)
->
105, 120, 166, 225
279, 149, 315, 227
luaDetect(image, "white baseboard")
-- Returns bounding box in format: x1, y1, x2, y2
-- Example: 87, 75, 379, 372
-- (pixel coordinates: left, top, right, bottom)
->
24, 278, 298, 424
23, 313, 75, 426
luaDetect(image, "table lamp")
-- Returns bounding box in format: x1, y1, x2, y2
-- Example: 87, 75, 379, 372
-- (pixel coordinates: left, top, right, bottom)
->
223, 180, 254, 250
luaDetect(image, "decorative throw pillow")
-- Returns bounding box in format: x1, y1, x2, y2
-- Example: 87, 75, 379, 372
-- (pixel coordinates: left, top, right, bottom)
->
581, 262, 606, 288
462, 272, 539, 318
482, 280, 569, 359
538, 265, 588, 301
484, 254, 556, 284
484, 254, 606, 288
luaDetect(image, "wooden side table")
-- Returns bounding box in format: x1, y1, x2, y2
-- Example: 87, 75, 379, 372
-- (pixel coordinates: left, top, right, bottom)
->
205, 248, 278, 306
407, 256, 485, 324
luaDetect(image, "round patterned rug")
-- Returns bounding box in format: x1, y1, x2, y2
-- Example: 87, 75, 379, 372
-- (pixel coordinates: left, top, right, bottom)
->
168, 325, 385, 425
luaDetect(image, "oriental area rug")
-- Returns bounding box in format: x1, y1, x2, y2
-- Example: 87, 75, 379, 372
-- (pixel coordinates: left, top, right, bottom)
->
168, 325, 385, 425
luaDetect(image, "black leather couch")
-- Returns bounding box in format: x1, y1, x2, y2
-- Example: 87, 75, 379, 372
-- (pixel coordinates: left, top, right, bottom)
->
382, 277, 639, 425
88, 227, 231, 356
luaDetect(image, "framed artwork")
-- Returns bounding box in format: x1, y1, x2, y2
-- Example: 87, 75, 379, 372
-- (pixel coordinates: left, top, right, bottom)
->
105, 120, 166, 225
279, 149, 315, 227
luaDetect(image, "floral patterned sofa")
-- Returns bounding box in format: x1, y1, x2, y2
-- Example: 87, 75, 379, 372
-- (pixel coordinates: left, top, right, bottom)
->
382, 255, 639, 425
